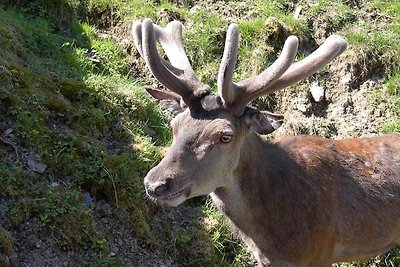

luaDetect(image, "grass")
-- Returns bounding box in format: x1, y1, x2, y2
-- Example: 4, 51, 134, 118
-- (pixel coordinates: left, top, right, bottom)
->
0, 0, 399, 266
0, 226, 13, 265
0, 1, 167, 262
380, 71, 400, 134
335, 246, 400, 267
202, 198, 253, 266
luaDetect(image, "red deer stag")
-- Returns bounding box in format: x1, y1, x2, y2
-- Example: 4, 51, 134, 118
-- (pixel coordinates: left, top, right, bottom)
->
132, 19, 400, 266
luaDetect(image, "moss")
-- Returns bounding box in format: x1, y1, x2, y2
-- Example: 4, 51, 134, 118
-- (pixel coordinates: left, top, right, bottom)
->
89, 108, 107, 132
38, 188, 97, 250
0, 66, 13, 96
0, 226, 13, 256
263, 17, 287, 45
8, 202, 34, 228
43, 95, 71, 113
129, 207, 151, 238
9, 64, 34, 91
59, 78, 87, 101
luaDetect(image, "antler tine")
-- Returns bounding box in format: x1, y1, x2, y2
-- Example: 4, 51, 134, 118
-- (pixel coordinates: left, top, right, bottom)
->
263, 35, 347, 94
134, 19, 188, 99
235, 36, 299, 107
217, 23, 240, 106
132, 21, 144, 57
132, 19, 210, 105
153, 21, 192, 71
133, 20, 181, 74
132, 19, 209, 104
228, 34, 346, 115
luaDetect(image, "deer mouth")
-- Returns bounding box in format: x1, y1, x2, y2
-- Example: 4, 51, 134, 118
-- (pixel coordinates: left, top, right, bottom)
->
159, 185, 192, 206
167, 185, 191, 200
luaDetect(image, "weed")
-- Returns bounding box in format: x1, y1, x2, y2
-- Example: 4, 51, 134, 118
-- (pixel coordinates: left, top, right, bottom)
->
202, 198, 253, 266
38, 188, 95, 249
380, 122, 400, 134
0, 226, 13, 266
0, 226, 13, 256
335, 246, 400, 267
0, 2, 160, 260
386, 73, 400, 96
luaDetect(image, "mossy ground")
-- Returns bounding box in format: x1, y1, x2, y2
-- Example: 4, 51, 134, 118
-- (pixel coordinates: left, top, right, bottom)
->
0, 0, 399, 266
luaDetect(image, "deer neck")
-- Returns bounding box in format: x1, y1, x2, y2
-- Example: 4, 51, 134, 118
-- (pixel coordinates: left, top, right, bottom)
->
210, 133, 276, 232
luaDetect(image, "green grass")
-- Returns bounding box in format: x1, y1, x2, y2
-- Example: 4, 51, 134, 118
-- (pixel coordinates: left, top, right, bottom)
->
380, 71, 400, 134
0, 225, 13, 265
335, 246, 400, 267
0, 1, 168, 262
202, 198, 253, 266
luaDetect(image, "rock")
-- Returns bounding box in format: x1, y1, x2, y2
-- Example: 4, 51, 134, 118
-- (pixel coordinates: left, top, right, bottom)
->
27, 158, 47, 174
296, 103, 308, 113
110, 244, 119, 256
35, 241, 42, 248
84, 192, 92, 207
293, 5, 302, 19
374, 108, 381, 117
374, 103, 386, 118
4, 128, 13, 135
310, 82, 325, 102
50, 182, 59, 187
0, 255, 10, 267
340, 73, 351, 85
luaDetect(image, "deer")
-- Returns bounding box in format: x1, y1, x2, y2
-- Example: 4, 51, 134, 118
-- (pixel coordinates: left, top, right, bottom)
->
131, 18, 400, 266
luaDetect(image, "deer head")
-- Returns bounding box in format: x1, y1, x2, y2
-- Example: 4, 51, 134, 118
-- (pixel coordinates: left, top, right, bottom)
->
132, 19, 346, 207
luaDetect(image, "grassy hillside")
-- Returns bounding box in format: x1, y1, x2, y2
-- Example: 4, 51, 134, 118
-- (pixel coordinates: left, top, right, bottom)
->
0, 0, 399, 266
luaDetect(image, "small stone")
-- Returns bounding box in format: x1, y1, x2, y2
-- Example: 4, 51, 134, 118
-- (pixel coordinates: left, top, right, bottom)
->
84, 192, 92, 207
27, 158, 47, 173
340, 73, 351, 85
310, 82, 325, 102
4, 128, 13, 135
374, 108, 382, 117
374, 103, 386, 118
293, 5, 302, 19
35, 241, 41, 248
297, 103, 308, 113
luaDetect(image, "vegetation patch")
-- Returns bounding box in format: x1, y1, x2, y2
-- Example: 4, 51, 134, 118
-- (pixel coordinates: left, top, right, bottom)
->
0, 226, 13, 265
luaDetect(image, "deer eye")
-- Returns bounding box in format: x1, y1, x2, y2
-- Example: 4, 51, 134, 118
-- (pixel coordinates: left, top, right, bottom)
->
220, 135, 233, 143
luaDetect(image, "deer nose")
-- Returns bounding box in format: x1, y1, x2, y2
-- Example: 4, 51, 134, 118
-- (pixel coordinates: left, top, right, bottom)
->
146, 178, 173, 198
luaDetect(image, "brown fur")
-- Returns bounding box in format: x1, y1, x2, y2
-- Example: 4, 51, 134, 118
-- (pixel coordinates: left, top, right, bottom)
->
212, 134, 400, 266
144, 106, 400, 266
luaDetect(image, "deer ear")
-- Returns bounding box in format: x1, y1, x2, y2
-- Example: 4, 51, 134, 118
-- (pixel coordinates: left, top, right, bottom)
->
245, 109, 284, 135
145, 87, 185, 117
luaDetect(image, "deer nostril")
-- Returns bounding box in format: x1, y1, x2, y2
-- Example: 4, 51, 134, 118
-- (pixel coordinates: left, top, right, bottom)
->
154, 183, 168, 197
147, 178, 173, 198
